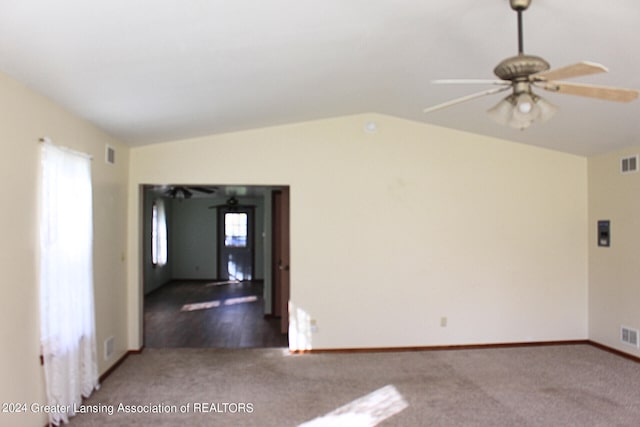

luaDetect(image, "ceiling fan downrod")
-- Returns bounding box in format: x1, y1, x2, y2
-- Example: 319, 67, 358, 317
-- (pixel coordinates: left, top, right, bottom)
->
517, 9, 524, 54
510, 0, 531, 54
493, 0, 548, 81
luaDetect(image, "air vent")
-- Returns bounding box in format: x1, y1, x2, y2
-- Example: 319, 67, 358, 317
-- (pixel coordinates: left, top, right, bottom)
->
105, 145, 116, 165
621, 326, 639, 347
104, 336, 115, 361
620, 155, 638, 174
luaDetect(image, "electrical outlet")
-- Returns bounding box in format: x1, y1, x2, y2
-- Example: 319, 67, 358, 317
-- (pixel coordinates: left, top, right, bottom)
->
440, 317, 447, 327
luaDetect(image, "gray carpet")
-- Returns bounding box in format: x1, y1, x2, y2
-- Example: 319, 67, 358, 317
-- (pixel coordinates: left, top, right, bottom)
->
67, 344, 640, 426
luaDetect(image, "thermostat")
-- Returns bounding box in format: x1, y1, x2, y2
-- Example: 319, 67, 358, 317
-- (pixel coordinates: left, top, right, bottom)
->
597, 220, 610, 247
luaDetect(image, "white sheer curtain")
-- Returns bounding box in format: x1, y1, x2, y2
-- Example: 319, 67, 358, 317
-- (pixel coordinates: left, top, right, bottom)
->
39, 142, 99, 426
151, 199, 168, 266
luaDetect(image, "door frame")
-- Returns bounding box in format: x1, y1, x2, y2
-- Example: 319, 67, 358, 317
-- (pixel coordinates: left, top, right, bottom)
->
216, 206, 256, 281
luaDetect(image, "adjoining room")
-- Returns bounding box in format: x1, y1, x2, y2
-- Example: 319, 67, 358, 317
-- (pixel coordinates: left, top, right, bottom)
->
141, 185, 289, 349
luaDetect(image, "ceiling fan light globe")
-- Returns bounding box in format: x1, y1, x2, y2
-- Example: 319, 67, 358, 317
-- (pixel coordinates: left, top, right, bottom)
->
513, 93, 540, 120
517, 100, 532, 114
518, 103, 532, 113
487, 96, 516, 126
533, 96, 559, 123
508, 116, 533, 130
487, 94, 539, 130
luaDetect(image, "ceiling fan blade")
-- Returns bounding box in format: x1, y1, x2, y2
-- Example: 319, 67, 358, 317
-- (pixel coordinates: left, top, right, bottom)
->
536, 81, 639, 102
433, 79, 510, 86
531, 61, 608, 82
424, 86, 511, 113
188, 186, 217, 194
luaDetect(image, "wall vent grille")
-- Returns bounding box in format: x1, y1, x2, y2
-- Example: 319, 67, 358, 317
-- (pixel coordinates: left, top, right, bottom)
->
620, 155, 638, 174
104, 336, 115, 361
621, 326, 639, 347
106, 145, 116, 165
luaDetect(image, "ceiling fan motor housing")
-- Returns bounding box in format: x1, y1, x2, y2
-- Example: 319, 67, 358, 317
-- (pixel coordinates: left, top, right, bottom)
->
494, 55, 550, 81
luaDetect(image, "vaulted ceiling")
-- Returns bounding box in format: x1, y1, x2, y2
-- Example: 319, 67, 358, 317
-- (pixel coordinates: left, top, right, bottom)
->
1, 1, 638, 155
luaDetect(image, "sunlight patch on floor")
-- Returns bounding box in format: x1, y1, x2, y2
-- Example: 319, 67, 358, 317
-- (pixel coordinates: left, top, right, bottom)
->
298, 385, 408, 427
205, 280, 241, 286
224, 296, 258, 306
180, 296, 258, 312
180, 300, 221, 311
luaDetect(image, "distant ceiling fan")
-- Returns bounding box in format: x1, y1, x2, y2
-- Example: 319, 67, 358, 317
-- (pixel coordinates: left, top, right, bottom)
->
423, 0, 639, 129
207, 196, 254, 211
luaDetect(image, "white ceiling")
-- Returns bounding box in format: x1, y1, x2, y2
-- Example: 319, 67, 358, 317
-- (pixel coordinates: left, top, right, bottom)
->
1, 0, 639, 156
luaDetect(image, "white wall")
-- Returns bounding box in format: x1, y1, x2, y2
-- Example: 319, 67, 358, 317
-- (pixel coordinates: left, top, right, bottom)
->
0, 71, 129, 427
589, 147, 640, 357
128, 113, 588, 351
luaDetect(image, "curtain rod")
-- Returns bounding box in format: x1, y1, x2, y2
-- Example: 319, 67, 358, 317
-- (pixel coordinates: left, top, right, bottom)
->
39, 136, 93, 160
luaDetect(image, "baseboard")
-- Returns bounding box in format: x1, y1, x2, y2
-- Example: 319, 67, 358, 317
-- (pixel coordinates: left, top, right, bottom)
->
290, 340, 590, 354
292, 340, 640, 366
587, 340, 640, 364
101, 342, 639, 379
99, 347, 144, 383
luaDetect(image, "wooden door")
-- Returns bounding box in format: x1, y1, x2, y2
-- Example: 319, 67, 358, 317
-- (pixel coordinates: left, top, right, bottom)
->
273, 188, 290, 334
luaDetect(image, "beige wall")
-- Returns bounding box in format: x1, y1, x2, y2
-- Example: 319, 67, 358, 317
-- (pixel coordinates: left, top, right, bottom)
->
0, 64, 597, 425
0, 71, 129, 426
589, 148, 640, 357
128, 114, 588, 351
8, 55, 640, 424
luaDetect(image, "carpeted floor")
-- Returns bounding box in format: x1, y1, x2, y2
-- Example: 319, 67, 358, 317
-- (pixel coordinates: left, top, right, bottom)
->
67, 344, 640, 426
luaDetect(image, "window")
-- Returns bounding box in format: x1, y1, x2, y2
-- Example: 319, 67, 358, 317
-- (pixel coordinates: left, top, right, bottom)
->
39, 142, 99, 425
151, 200, 168, 266
224, 212, 248, 247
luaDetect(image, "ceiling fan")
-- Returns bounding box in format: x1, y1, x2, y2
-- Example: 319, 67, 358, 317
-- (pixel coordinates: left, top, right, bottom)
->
423, 0, 639, 130
207, 196, 255, 211
164, 185, 218, 199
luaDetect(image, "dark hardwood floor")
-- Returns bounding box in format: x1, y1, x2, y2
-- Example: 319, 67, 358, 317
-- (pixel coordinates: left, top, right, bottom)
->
144, 280, 288, 348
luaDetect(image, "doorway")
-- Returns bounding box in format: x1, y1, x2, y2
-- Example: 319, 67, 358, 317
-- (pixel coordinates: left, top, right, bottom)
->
218, 207, 254, 281
141, 185, 290, 348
